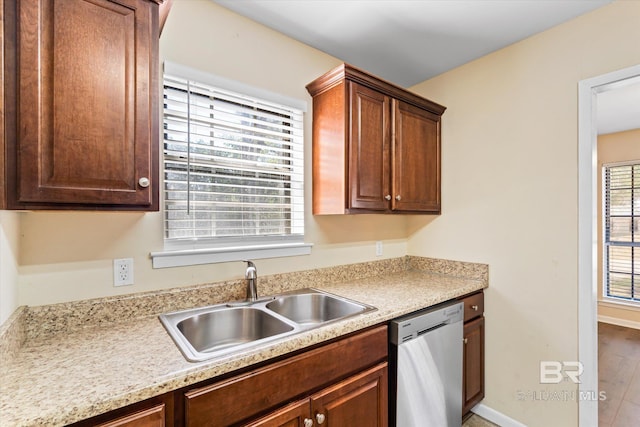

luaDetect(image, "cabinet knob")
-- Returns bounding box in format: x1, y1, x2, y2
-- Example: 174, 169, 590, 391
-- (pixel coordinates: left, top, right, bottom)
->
385, 194, 392, 201
304, 418, 314, 427
138, 177, 150, 188
464, 338, 468, 344
395, 195, 401, 201
316, 413, 326, 424
471, 305, 479, 311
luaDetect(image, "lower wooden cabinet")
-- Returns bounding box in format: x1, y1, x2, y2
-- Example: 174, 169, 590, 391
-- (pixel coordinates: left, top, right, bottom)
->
95, 404, 166, 427
246, 363, 388, 427
463, 317, 485, 414
68, 395, 173, 427
458, 291, 485, 416
244, 400, 310, 427
184, 325, 388, 427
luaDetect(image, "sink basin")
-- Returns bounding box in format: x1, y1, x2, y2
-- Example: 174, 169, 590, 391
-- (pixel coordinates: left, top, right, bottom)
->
266, 292, 370, 325
159, 288, 375, 362
176, 307, 294, 354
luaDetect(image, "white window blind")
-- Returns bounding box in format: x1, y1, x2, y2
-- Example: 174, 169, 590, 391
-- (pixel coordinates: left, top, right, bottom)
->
162, 69, 304, 246
604, 163, 640, 303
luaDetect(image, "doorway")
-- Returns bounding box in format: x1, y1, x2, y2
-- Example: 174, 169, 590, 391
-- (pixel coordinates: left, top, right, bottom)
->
578, 64, 640, 426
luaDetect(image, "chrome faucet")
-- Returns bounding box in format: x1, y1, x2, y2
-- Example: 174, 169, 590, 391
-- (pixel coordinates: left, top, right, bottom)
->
243, 260, 258, 302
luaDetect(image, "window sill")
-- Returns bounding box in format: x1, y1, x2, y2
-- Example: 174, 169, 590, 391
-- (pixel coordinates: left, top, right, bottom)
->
150, 242, 313, 269
599, 299, 640, 312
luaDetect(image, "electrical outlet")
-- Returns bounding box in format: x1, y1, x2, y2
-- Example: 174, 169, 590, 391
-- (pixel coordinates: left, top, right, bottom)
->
375, 241, 383, 257
113, 258, 134, 286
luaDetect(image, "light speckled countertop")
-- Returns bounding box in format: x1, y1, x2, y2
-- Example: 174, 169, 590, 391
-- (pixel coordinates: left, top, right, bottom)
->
0, 257, 487, 426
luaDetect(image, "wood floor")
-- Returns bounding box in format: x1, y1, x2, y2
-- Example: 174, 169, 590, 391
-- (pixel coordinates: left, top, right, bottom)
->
598, 322, 640, 426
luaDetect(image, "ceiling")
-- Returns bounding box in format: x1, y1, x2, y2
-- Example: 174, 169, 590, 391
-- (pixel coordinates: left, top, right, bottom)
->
213, 0, 639, 134
214, 0, 612, 86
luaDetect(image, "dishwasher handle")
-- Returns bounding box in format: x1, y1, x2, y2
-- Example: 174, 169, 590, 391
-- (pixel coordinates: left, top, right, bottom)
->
417, 320, 449, 337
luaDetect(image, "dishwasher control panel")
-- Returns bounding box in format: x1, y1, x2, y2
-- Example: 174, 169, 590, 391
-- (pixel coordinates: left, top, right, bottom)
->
389, 300, 463, 345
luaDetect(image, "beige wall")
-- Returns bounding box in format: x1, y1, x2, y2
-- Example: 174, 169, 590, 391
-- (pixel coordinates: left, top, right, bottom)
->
597, 128, 640, 326
407, 1, 640, 425
16, 0, 410, 307
0, 211, 19, 324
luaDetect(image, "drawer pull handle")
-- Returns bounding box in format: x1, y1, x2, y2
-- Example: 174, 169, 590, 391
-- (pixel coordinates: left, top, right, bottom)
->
385, 194, 391, 201
464, 338, 468, 344
316, 413, 326, 424
304, 418, 314, 427
471, 305, 479, 311
395, 195, 402, 201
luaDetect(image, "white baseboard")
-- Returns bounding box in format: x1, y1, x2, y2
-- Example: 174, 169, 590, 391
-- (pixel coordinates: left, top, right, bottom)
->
472, 403, 527, 427
598, 315, 640, 330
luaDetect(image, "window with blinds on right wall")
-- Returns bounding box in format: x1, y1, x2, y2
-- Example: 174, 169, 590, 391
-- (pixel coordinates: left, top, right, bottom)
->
604, 162, 640, 303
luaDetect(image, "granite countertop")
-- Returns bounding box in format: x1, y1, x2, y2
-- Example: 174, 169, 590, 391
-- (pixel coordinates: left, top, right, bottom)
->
0, 257, 487, 426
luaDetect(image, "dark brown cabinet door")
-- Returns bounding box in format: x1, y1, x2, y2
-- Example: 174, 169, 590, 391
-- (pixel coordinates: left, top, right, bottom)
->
244, 400, 311, 427
463, 316, 485, 414
392, 100, 441, 213
95, 404, 165, 427
310, 363, 388, 427
5, 0, 159, 210
349, 82, 391, 211
69, 395, 173, 427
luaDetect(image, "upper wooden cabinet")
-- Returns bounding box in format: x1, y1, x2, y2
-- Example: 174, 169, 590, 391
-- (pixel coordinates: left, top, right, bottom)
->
306, 64, 446, 215
2, 0, 160, 210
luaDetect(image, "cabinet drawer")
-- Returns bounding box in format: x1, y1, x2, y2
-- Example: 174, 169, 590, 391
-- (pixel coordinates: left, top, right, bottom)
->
68, 395, 173, 427
460, 291, 484, 322
95, 404, 165, 427
184, 325, 388, 427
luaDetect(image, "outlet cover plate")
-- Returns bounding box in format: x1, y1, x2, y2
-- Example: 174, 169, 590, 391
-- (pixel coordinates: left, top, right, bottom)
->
375, 241, 383, 257
113, 258, 134, 286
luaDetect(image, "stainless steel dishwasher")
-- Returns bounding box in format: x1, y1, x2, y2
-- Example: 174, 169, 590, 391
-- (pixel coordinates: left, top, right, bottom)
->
389, 300, 464, 427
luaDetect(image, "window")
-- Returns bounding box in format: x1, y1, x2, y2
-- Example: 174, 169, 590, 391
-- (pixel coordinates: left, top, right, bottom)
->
603, 162, 640, 303
151, 63, 310, 268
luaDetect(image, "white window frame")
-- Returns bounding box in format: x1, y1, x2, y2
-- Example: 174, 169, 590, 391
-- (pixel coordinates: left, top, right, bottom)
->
602, 160, 640, 305
150, 62, 311, 268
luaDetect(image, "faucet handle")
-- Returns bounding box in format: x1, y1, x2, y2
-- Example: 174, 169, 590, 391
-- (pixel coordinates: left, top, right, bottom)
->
243, 260, 257, 279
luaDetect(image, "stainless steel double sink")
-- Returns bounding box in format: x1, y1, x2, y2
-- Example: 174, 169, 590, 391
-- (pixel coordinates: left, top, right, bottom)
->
159, 288, 376, 362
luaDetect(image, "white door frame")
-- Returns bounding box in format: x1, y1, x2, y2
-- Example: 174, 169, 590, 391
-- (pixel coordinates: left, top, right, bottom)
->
578, 64, 640, 427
